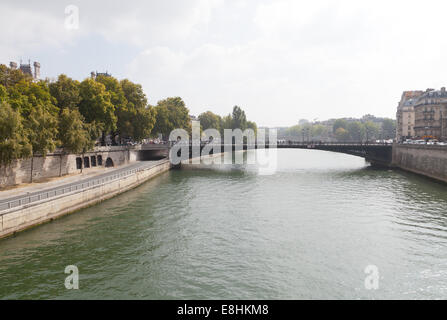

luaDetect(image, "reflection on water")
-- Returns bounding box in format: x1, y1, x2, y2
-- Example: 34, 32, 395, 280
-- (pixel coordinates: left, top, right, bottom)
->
0, 149, 446, 299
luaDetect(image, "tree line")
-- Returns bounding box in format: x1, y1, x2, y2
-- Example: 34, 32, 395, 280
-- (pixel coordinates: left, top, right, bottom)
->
0, 65, 190, 166
197, 106, 257, 136
0, 65, 258, 166
284, 116, 396, 142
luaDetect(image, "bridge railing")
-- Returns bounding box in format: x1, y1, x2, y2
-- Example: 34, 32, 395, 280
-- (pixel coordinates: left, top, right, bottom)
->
277, 141, 393, 146
169, 140, 393, 147
0, 159, 167, 214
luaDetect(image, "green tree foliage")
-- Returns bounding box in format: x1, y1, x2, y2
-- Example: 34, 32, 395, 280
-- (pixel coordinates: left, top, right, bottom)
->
364, 121, 380, 141
286, 116, 395, 142
0, 64, 32, 89
335, 127, 350, 142
216, 106, 257, 136
347, 122, 365, 142
78, 79, 117, 136
120, 79, 147, 109
247, 121, 258, 135
0, 102, 32, 165
116, 79, 156, 142
26, 104, 59, 156
286, 123, 328, 141
381, 118, 396, 139
220, 114, 233, 133
333, 119, 349, 133
0, 64, 161, 164
153, 97, 190, 138
49, 74, 81, 110
0, 84, 7, 102
7, 80, 58, 117
58, 108, 94, 154
198, 111, 221, 132
132, 108, 157, 142
231, 106, 247, 130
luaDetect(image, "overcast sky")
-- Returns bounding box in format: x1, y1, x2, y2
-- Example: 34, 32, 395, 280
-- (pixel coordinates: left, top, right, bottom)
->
1, 0, 447, 127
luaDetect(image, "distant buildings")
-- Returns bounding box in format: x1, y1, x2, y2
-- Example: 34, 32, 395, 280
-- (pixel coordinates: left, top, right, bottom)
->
90, 71, 112, 79
396, 88, 447, 141
9, 60, 41, 80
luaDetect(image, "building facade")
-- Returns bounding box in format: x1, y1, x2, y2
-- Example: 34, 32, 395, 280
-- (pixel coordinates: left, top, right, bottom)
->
9, 60, 41, 80
413, 88, 447, 140
396, 90, 423, 141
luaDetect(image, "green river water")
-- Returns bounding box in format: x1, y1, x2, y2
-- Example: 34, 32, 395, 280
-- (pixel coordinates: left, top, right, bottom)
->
0, 149, 446, 299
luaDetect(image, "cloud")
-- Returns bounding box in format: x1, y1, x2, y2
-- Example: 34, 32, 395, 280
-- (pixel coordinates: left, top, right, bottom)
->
3, 0, 447, 126
0, 3, 81, 61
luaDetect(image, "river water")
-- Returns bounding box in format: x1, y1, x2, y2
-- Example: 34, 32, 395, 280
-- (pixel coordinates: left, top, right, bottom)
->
0, 149, 446, 299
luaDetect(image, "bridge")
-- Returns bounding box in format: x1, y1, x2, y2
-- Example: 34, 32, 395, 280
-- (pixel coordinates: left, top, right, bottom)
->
169, 141, 394, 167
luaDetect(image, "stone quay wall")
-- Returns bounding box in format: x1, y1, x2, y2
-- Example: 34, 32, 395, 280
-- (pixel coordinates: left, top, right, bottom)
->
0, 159, 171, 239
0, 147, 139, 188
392, 144, 447, 183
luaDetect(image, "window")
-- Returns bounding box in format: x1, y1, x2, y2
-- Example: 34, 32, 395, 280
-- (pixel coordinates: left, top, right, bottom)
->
76, 157, 82, 170
84, 157, 90, 168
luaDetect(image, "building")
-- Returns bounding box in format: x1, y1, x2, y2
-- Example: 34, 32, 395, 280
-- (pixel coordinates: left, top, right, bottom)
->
413, 88, 447, 140
9, 60, 41, 80
90, 71, 112, 79
396, 90, 423, 141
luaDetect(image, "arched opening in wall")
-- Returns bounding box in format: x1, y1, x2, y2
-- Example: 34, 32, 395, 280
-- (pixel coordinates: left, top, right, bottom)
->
84, 157, 90, 168
76, 157, 82, 170
91, 156, 97, 167
105, 157, 114, 168
97, 155, 103, 166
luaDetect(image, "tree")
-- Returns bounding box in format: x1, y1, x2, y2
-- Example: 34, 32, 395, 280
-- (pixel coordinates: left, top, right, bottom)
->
0, 64, 32, 89
0, 102, 32, 166
347, 122, 365, 142
311, 124, 328, 139
231, 106, 247, 130
198, 111, 221, 132
221, 114, 232, 130
153, 97, 190, 139
26, 104, 59, 157
247, 121, 258, 136
116, 79, 156, 142
132, 107, 157, 142
335, 127, 350, 142
7, 80, 58, 117
0, 84, 7, 102
58, 108, 94, 154
49, 74, 81, 110
120, 79, 147, 109
78, 79, 117, 142
364, 121, 380, 141
381, 118, 396, 140
333, 119, 349, 133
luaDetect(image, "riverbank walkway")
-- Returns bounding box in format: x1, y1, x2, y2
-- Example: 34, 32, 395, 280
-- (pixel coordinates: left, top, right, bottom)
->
0, 160, 168, 212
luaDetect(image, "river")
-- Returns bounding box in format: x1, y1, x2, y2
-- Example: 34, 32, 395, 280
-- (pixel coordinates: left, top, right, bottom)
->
0, 149, 446, 299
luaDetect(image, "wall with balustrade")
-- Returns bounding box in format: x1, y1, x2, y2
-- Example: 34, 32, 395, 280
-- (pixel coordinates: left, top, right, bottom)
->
0, 147, 139, 188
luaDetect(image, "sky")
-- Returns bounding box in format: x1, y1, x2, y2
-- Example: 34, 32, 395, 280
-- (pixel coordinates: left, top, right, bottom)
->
2, 0, 447, 127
